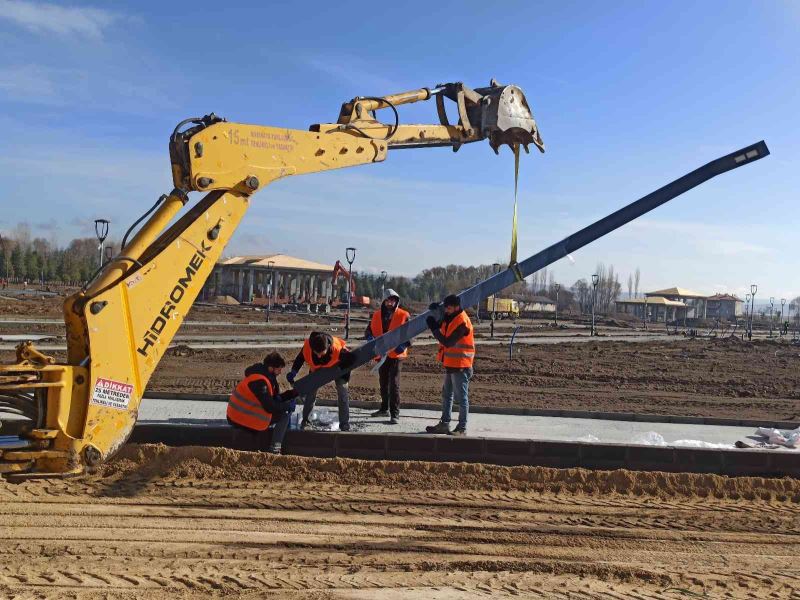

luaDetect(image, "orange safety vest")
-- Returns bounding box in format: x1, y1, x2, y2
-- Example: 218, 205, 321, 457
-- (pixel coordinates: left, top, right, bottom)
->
370, 307, 410, 359
302, 336, 346, 372
436, 310, 475, 368
227, 373, 274, 431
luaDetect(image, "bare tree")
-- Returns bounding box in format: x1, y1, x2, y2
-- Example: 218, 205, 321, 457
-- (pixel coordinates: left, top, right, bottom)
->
634, 267, 641, 298
627, 274, 633, 299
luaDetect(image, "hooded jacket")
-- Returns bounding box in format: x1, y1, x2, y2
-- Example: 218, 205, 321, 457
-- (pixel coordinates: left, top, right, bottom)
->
243, 362, 293, 415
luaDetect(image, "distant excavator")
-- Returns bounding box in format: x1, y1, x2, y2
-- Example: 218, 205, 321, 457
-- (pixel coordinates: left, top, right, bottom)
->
331, 260, 370, 308
0, 80, 545, 479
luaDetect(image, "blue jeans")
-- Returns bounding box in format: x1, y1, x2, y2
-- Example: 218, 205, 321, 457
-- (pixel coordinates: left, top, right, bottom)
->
441, 367, 472, 429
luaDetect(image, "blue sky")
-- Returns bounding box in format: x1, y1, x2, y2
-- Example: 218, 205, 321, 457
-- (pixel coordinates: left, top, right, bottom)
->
0, 0, 798, 301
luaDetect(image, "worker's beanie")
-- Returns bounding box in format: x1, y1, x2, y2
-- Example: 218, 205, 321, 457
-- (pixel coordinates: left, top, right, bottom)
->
309, 332, 330, 353
263, 352, 286, 369
443, 294, 460, 307
383, 288, 400, 302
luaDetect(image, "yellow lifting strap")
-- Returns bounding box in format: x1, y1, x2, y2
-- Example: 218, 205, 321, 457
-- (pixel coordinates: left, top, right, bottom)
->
509, 144, 524, 282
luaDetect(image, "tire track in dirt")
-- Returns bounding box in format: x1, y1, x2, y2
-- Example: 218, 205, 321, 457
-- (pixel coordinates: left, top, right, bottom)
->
1, 445, 799, 599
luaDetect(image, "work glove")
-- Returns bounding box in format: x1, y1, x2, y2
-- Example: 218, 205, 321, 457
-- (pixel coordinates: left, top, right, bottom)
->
428, 302, 441, 311
286, 370, 298, 384
337, 351, 356, 370
394, 342, 410, 354
280, 389, 299, 401
426, 316, 439, 331
284, 399, 297, 414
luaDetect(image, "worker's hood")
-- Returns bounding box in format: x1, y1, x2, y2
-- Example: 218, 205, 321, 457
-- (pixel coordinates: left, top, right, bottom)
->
383, 288, 400, 302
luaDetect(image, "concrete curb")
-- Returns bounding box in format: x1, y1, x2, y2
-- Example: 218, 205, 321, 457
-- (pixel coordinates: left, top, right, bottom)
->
129, 424, 800, 478
143, 391, 799, 430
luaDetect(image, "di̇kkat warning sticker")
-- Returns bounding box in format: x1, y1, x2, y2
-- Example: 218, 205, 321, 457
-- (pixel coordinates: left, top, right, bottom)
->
91, 378, 134, 411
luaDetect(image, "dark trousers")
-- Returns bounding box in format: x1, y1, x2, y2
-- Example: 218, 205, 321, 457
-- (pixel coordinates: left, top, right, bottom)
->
227, 411, 290, 450
378, 357, 402, 417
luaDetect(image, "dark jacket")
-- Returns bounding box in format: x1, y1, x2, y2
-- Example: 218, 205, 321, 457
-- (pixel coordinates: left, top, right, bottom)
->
431, 309, 470, 348
431, 309, 471, 373
364, 302, 412, 353
244, 363, 293, 415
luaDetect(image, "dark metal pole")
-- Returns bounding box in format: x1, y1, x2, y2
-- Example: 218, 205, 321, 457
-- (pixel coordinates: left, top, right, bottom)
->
294, 141, 769, 395
749, 284, 757, 340
491, 263, 500, 338
345, 247, 356, 340
266, 260, 274, 323
554, 283, 560, 326
769, 297, 774, 337
380, 270, 387, 299
591, 274, 599, 337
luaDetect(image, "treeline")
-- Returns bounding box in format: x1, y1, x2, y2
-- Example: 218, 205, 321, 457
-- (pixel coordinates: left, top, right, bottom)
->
0, 225, 106, 284
354, 261, 632, 314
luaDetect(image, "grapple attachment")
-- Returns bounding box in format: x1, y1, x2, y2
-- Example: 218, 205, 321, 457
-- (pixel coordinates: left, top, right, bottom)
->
480, 84, 545, 154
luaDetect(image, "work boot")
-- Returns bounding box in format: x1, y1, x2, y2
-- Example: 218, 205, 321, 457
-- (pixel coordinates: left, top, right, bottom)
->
450, 426, 467, 437
389, 415, 399, 425
267, 444, 282, 455
299, 419, 310, 431
339, 423, 351, 432
425, 422, 451, 434
371, 409, 389, 417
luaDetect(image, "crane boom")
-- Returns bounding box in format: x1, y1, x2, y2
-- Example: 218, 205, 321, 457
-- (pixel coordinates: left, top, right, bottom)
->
0, 80, 544, 479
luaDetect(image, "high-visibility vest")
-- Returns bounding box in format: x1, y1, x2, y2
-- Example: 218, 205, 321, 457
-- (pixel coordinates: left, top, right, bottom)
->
370, 307, 410, 359
436, 311, 475, 368
302, 336, 346, 372
227, 373, 274, 431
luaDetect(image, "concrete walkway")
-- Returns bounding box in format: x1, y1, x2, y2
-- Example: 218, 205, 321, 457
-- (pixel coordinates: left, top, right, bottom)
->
138, 398, 757, 449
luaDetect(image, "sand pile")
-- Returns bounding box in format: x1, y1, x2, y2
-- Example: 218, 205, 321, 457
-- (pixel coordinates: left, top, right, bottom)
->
102, 443, 800, 502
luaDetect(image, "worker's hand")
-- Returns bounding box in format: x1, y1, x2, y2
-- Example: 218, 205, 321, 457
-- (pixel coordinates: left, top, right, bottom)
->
281, 389, 299, 401
286, 370, 298, 384
285, 399, 297, 414
428, 302, 441, 311
394, 345, 406, 355
426, 316, 438, 331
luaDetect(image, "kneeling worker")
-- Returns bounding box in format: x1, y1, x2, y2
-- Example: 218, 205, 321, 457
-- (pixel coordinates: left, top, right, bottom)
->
425, 294, 475, 436
366, 288, 411, 424
286, 331, 354, 431
227, 352, 298, 454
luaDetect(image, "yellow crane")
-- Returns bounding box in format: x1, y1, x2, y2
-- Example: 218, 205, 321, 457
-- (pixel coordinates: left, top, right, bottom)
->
0, 81, 544, 479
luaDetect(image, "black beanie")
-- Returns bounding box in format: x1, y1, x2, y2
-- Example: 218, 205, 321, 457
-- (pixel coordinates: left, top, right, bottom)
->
443, 294, 460, 307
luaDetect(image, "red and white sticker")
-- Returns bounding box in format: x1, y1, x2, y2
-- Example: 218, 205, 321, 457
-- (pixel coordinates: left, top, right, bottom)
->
91, 378, 134, 411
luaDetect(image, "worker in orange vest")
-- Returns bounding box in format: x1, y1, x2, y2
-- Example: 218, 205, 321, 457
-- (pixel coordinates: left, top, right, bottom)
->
227, 352, 299, 454
424, 294, 475, 436
286, 331, 355, 431
365, 288, 411, 425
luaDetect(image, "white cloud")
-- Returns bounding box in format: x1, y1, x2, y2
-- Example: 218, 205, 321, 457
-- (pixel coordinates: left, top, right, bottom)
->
0, 0, 121, 39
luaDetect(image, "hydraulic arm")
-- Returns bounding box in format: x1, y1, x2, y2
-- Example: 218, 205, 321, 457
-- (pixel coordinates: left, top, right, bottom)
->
0, 80, 544, 479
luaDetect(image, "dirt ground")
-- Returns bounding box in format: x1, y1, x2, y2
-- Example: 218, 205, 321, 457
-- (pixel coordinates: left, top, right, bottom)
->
1, 444, 798, 599
3, 293, 800, 421
149, 338, 800, 421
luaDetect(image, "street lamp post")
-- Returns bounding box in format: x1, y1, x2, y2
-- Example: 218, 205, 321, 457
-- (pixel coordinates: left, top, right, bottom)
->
744, 293, 750, 338
94, 219, 109, 268
769, 297, 775, 337
0, 235, 7, 282
554, 283, 560, 326
749, 284, 757, 340
266, 260, 275, 323
380, 270, 387, 299
345, 247, 356, 340
780, 298, 786, 336
491, 263, 501, 339
591, 273, 599, 336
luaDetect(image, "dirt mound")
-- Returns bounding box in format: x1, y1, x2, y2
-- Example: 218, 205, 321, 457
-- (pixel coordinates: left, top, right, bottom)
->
101, 444, 800, 503
166, 344, 197, 357
210, 295, 240, 305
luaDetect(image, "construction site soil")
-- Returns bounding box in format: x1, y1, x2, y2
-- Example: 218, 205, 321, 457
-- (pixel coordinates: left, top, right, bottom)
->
2, 294, 800, 421
147, 338, 800, 421
1, 444, 798, 599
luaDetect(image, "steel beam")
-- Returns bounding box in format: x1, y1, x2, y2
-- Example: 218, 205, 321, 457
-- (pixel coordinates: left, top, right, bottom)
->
295, 141, 769, 395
